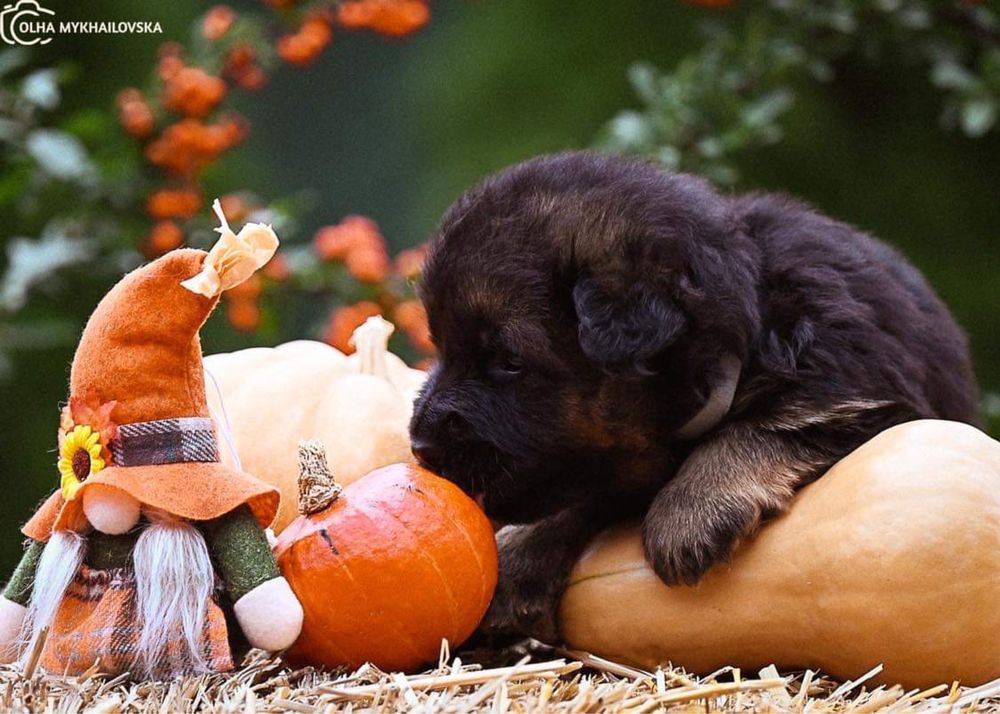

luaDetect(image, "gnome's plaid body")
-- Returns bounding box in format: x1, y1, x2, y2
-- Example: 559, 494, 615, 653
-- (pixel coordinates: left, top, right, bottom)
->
44, 565, 232, 679
5, 505, 277, 679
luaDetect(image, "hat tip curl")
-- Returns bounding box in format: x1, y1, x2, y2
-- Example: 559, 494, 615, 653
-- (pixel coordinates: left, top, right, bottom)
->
180, 198, 280, 299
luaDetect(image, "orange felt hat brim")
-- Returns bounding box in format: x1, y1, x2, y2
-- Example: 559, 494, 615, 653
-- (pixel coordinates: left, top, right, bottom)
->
22, 463, 279, 542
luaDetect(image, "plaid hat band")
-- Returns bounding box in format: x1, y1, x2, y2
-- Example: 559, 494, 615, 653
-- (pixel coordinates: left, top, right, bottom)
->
110, 417, 220, 468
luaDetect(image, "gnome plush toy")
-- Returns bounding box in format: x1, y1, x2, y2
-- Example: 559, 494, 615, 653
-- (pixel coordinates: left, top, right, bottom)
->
0, 201, 303, 679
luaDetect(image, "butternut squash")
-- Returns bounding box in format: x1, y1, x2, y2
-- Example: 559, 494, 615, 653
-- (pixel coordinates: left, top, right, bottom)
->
559, 420, 1000, 688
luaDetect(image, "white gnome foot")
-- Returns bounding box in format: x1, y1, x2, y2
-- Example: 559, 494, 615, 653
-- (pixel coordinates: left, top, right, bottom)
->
0, 597, 27, 664
234, 577, 303, 652
83, 485, 141, 535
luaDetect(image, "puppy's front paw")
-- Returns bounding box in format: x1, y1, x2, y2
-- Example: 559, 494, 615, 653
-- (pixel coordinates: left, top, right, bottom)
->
479, 575, 560, 645
641, 492, 757, 586
477, 526, 567, 645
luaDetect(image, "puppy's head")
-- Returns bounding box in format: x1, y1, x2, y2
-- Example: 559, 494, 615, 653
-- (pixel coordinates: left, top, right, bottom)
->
410, 152, 760, 523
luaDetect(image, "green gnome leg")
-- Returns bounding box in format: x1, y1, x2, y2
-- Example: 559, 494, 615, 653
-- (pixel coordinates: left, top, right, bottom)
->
0, 539, 43, 662
202, 505, 303, 654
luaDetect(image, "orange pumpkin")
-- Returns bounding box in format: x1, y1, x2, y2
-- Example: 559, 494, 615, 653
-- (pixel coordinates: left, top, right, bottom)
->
274, 444, 498, 672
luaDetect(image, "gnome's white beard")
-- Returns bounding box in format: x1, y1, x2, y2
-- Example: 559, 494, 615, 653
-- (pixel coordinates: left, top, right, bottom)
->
20, 511, 216, 678
20, 530, 87, 666
133, 509, 215, 676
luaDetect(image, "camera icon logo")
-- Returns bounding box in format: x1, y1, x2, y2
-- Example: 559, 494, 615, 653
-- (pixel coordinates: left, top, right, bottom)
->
0, 0, 55, 46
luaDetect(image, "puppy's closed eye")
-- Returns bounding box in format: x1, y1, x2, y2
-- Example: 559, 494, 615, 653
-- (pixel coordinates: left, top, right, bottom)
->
490, 352, 523, 379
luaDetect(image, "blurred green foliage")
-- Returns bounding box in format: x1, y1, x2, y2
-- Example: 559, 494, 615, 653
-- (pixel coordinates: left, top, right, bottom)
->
600, 1, 1000, 183
1, 0, 998, 575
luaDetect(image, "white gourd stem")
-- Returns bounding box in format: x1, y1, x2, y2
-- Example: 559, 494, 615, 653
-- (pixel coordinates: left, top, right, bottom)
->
351, 316, 394, 380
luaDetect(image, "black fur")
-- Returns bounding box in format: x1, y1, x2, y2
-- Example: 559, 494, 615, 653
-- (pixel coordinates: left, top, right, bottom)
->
410, 151, 980, 641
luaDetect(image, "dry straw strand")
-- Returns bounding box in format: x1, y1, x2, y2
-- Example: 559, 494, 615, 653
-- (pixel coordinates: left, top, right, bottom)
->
5, 647, 1000, 712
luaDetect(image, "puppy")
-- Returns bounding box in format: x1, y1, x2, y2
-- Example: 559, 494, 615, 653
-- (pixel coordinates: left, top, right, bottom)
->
410, 151, 980, 643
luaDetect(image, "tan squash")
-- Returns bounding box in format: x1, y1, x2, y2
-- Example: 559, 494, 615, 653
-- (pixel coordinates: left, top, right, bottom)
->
204, 316, 427, 531
559, 420, 1000, 688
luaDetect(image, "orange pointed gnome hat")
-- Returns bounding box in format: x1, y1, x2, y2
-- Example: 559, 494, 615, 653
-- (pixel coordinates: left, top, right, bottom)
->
23, 201, 281, 541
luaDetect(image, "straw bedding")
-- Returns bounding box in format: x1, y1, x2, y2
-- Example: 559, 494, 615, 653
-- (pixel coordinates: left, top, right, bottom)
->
3, 639, 1000, 713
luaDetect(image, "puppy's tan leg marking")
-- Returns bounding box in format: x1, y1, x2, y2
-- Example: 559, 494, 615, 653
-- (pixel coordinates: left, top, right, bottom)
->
642, 422, 825, 586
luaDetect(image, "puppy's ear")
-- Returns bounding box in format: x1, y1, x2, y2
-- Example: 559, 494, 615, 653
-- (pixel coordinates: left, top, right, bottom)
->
573, 273, 686, 375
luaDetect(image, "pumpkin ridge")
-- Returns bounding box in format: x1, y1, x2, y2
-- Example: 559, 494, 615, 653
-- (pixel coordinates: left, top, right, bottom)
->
341, 498, 441, 663
565, 565, 651, 589
287, 538, 356, 665
305, 525, 426, 666
352, 491, 464, 644
407, 475, 493, 613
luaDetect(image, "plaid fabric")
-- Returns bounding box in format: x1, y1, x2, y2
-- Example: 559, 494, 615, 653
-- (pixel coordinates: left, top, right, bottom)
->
41, 565, 233, 679
110, 417, 220, 467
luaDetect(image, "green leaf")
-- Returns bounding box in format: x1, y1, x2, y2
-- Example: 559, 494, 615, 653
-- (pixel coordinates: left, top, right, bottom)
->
930, 61, 977, 91
627, 63, 661, 106
607, 111, 653, 148
0, 48, 29, 79
655, 146, 682, 169
24, 129, 96, 182
20, 69, 59, 110
741, 89, 794, 128
961, 97, 998, 138
62, 109, 110, 141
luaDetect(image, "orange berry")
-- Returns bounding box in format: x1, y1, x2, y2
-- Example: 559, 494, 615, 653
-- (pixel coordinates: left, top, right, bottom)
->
336, 0, 430, 38
263, 253, 292, 281
392, 299, 423, 330
277, 13, 333, 66
217, 113, 250, 144
225, 44, 268, 91
146, 187, 202, 220
116, 88, 155, 139
157, 42, 185, 82
202, 5, 236, 40
145, 117, 247, 178
345, 245, 390, 283
162, 67, 227, 118
393, 299, 433, 353
237, 65, 267, 91
227, 298, 261, 332
324, 301, 382, 353
393, 245, 427, 279
313, 226, 352, 261
144, 221, 185, 257
313, 215, 385, 261
219, 193, 251, 222
226, 274, 263, 301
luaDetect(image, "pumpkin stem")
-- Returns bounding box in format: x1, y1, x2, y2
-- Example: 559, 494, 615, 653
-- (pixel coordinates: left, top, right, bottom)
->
297, 439, 341, 515
350, 315, 394, 380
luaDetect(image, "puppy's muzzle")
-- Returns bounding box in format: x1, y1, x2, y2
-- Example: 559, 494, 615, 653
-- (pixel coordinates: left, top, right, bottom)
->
410, 436, 443, 471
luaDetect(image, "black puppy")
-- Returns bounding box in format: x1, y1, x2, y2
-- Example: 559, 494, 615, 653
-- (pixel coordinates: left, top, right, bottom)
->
410, 151, 980, 642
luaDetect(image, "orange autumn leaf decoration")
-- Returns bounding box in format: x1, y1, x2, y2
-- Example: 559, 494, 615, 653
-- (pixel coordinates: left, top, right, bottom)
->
60, 392, 118, 462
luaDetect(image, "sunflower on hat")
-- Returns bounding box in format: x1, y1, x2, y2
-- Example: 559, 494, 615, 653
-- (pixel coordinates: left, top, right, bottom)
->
57, 393, 118, 500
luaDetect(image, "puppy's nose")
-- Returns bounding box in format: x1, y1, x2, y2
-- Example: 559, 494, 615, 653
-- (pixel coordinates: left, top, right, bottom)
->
411, 438, 443, 471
